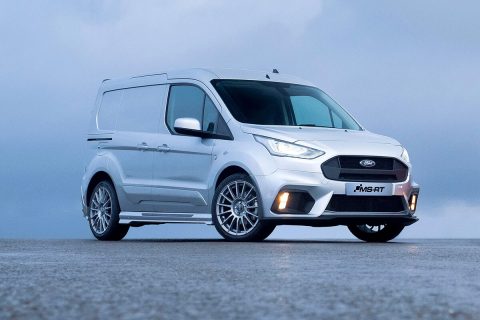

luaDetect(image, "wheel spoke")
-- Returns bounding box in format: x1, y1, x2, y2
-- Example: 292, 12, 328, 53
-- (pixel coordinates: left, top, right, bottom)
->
227, 217, 234, 232
241, 217, 246, 232
244, 215, 254, 226
94, 192, 100, 204
227, 185, 235, 199
221, 214, 234, 226
246, 211, 258, 218
217, 202, 232, 208
218, 209, 233, 216
243, 186, 253, 199
245, 196, 257, 204
240, 182, 246, 198
234, 181, 239, 198
220, 193, 234, 204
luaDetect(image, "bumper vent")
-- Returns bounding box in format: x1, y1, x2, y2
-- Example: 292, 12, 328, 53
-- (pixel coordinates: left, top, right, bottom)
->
321, 156, 408, 182
326, 195, 406, 212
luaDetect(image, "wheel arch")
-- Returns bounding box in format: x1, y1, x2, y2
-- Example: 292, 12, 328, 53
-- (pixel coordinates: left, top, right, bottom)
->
214, 165, 251, 189
86, 171, 116, 205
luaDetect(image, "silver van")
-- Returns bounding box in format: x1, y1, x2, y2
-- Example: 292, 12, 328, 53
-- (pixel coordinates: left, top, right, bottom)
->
81, 68, 419, 242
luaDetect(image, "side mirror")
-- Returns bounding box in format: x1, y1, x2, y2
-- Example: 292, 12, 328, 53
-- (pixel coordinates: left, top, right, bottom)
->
173, 117, 233, 140
174, 117, 201, 132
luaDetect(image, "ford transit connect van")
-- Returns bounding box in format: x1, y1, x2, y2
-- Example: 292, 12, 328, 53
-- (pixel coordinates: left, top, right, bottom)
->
81, 68, 419, 242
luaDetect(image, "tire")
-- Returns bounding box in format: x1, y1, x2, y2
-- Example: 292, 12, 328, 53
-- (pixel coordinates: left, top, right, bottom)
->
348, 224, 404, 242
88, 180, 129, 241
212, 173, 275, 241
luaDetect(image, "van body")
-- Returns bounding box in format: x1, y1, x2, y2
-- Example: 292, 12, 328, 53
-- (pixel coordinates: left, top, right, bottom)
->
81, 68, 419, 242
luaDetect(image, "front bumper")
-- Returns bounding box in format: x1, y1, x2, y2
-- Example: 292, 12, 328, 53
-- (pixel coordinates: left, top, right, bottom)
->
254, 169, 419, 226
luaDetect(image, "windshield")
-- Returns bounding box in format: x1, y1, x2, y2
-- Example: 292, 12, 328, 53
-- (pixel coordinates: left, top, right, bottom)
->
211, 80, 362, 130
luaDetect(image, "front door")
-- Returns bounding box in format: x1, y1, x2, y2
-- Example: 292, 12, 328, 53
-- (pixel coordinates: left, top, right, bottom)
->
151, 84, 222, 213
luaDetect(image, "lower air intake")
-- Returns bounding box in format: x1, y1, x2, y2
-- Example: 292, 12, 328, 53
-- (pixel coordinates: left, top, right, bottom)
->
326, 195, 406, 212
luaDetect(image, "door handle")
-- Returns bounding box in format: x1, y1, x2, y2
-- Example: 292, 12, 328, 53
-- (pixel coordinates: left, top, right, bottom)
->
157, 144, 171, 152
137, 142, 150, 151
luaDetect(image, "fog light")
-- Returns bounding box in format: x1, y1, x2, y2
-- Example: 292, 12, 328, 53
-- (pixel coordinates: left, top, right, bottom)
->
409, 194, 418, 212
278, 192, 290, 210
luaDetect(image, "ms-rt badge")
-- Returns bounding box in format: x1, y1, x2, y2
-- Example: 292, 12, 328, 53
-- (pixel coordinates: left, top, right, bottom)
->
346, 183, 393, 196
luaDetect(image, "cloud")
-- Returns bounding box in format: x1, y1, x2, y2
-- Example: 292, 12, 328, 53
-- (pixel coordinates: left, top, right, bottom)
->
401, 201, 480, 239
46, 0, 324, 73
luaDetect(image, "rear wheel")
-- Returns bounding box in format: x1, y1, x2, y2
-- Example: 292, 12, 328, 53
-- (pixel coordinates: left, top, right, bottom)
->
213, 173, 275, 241
88, 181, 129, 241
348, 224, 404, 242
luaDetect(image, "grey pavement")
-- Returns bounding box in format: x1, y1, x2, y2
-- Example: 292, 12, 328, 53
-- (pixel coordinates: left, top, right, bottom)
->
0, 239, 479, 320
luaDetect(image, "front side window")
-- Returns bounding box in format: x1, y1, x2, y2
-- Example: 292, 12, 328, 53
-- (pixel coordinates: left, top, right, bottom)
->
166, 85, 230, 136
211, 80, 362, 130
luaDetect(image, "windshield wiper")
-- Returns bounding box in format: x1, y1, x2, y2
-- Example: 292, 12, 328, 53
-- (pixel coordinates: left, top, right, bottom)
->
297, 124, 333, 128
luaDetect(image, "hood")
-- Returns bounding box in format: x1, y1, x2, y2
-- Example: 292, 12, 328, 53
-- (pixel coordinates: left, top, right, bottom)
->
241, 124, 404, 157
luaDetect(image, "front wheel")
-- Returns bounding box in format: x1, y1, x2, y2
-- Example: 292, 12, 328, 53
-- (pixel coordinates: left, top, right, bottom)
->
348, 224, 404, 242
213, 173, 275, 241
88, 180, 129, 241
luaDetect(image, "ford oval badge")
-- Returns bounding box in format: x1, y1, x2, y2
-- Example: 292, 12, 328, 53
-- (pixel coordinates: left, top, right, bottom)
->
360, 159, 376, 168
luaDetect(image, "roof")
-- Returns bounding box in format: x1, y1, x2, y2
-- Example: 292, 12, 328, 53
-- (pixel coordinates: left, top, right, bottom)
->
101, 68, 314, 92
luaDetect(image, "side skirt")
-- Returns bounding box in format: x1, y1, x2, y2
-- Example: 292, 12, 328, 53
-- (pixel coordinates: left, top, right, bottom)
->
119, 212, 212, 225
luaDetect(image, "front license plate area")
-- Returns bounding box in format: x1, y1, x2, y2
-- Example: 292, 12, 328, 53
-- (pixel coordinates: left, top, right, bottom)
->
345, 183, 393, 196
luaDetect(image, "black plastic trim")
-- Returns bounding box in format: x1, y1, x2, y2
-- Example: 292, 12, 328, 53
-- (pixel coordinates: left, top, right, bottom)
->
271, 190, 315, 214
321, 156, 408, 183
264, 215, 418, 227
326, 195, 407, 213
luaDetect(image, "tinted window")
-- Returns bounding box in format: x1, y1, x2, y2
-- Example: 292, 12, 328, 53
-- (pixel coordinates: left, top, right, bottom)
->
97, 85, 166, 132
291, 96, 333, 127
166, 85, 229, 137
117, 85, 166, 132
211, 80, 361, 130
98, 90, 122, 130
203, 96, 219, 132
166, 85, 204, 131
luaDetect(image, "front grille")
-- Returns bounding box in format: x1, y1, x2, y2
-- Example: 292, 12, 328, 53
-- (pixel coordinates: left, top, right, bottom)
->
326, 195, 406, 212
321, 156, 408, 182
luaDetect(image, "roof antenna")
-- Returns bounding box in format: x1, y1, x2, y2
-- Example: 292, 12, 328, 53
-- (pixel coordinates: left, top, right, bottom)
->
272, 69, 279, 74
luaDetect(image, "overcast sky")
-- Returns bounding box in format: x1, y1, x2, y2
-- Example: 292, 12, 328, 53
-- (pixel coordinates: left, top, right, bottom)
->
1, 0, 479, 239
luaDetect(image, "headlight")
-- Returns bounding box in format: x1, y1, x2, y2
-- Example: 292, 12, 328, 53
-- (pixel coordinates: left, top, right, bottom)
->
254, 135, 325, 159
401, 147, 410, 163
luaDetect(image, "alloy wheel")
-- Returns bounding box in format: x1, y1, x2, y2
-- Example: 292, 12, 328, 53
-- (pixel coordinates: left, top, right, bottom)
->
89, 185, 112, 234
216, 180, 259, 236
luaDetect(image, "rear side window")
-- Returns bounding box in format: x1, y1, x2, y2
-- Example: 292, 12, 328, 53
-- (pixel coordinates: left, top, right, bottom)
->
97, 90, 122, 130
117, 86, 166, 132
97, 85, 167, 132
166, 85, 229, 136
